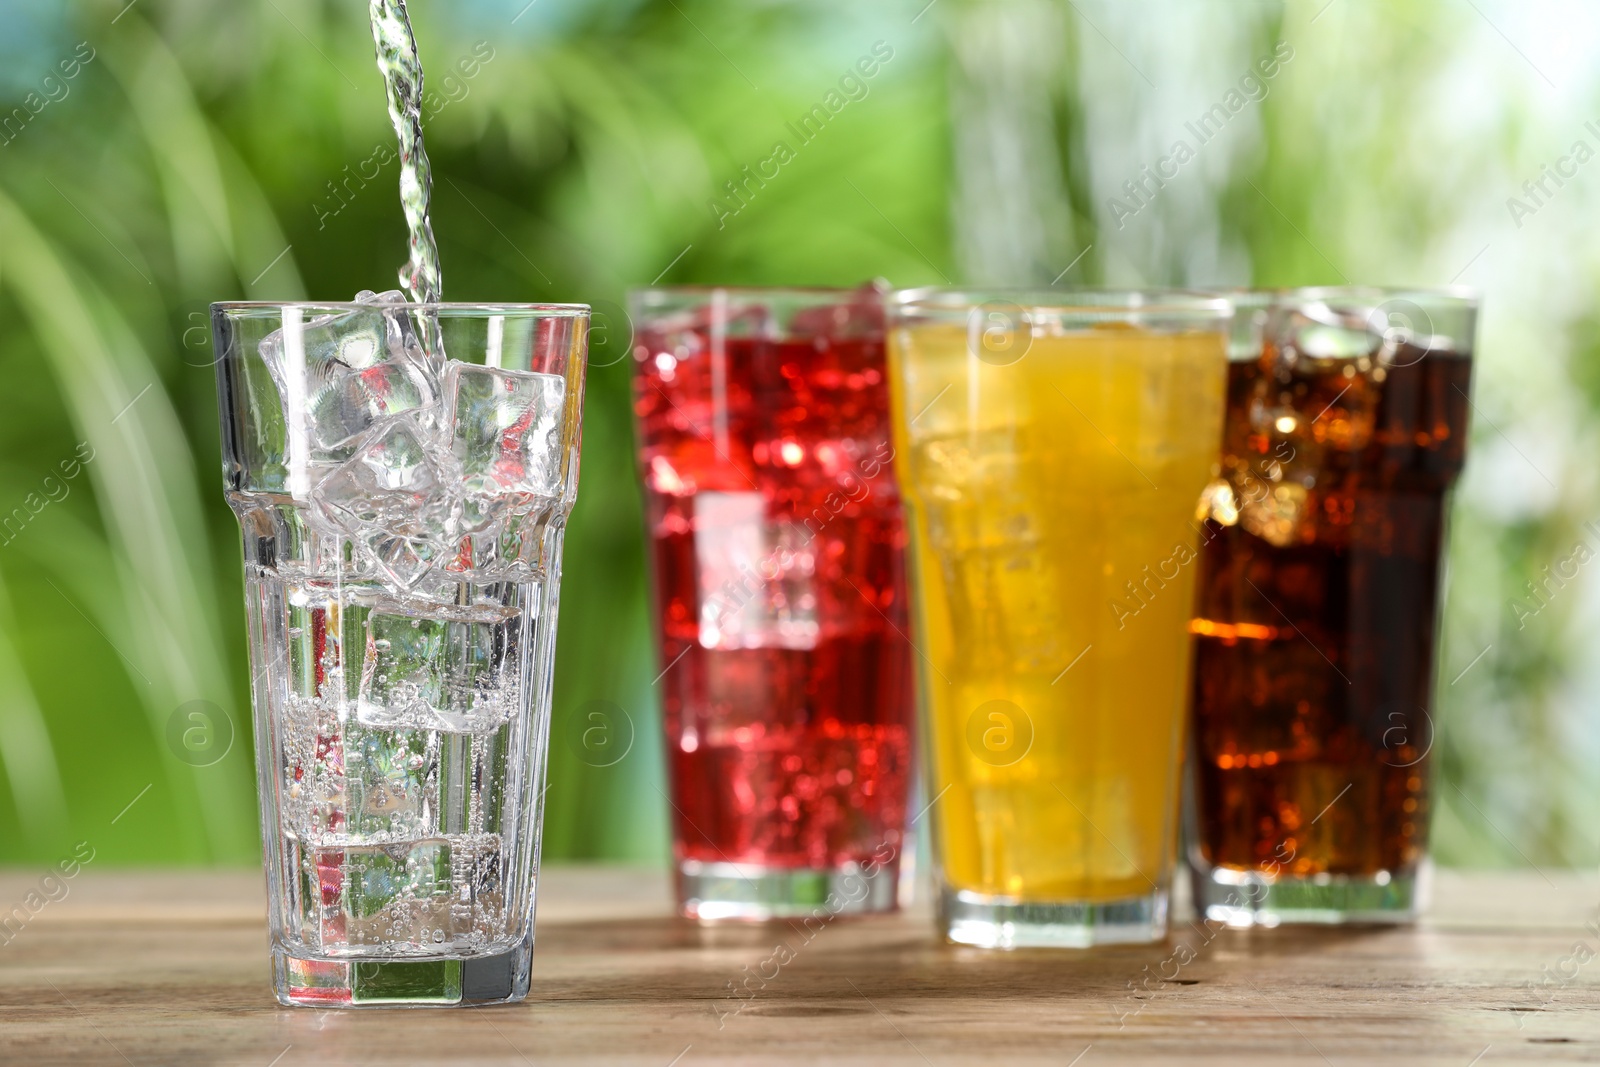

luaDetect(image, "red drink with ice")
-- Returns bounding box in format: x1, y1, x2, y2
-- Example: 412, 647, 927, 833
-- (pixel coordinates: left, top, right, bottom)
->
630, 287, 913, 919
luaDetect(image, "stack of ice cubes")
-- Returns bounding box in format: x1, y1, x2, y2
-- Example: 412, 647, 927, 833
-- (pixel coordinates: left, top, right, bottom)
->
255, 292, 567, 957
1234, 302, 1387, 548
258, 290, 568, 590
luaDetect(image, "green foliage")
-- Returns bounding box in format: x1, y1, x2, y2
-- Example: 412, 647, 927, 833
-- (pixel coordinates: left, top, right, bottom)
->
0, 0, 953, 865
1, 0, 1592, 871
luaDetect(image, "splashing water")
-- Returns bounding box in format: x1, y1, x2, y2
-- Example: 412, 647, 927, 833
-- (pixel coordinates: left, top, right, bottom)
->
368, 0, 443, 309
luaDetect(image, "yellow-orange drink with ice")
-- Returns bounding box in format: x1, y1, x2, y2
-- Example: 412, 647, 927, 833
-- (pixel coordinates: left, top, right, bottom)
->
889, 307, 1226, 920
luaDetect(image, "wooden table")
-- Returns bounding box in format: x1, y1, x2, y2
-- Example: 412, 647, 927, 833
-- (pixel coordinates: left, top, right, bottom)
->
1, 867, 1597, 1065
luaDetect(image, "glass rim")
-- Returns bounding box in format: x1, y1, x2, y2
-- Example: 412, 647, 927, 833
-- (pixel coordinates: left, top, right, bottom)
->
627, 286, 876, 299
889, 287, 1234, 319
1218, 285, 1480, 361
1274, 285, 1480, 310
629, 284, 882, 305
211, 301, 591, 316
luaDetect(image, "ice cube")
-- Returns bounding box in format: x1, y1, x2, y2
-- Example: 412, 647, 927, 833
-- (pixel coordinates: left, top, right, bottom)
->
297, 722, 348, 838
432, 501, 561, 583
331, 839, 458, 951
302, 835, 508, 953
447, 364, 567, 501
310, 417, 458, 588
285, 594, 369, 707
358, 289, 446, 376
283, 692, 484, 844
693, 491, 817, 650
636, 299, 773, 351
1228, 301, 1390, 547
467, 842, 507, 938
283, 715, 329, 838
789, 280, 889, 338
342, 723, 433, 838
358, 609, 516, 731
256, 295, 439, 474
306, 360, 430, 456
258, 306, 383, 384
488, 503, 560, 580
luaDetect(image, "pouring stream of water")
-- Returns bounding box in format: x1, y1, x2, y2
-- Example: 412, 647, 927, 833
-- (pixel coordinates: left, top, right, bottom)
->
368, 0, 444, 309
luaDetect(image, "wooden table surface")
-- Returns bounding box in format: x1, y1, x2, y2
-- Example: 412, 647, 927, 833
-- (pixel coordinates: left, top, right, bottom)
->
1, 866, 1597, 1065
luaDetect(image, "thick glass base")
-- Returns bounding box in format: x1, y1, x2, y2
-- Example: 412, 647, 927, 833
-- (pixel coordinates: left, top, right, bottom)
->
677, 860, 898, 921
273, 938, 532, 1007
1192, 862, 1428, 926
939, 886, 1169, 948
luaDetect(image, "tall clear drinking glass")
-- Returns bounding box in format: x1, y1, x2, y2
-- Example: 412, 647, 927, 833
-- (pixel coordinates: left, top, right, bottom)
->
887, 290, 1230, 947
1188, 288, 1477, 925
212, 300, 587, 1006
629, 286, 915, 920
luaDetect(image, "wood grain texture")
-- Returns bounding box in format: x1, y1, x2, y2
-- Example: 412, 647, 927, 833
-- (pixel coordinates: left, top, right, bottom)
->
0, 867, 1597, 1065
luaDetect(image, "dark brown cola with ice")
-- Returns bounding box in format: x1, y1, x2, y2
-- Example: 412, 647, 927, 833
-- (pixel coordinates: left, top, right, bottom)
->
1188, 290, 1477, 925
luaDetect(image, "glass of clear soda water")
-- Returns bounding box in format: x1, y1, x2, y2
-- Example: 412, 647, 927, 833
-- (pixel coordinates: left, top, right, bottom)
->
211, 298, 587, 1006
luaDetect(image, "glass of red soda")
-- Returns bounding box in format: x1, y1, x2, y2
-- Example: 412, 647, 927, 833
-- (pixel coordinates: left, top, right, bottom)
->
628, 285, 914, 920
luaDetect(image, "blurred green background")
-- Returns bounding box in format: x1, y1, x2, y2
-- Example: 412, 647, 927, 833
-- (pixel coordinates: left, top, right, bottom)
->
0, 0, 1594, 870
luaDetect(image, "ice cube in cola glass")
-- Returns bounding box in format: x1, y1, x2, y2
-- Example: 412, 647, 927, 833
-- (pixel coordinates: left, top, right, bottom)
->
629, 285, 915, 920
213, 299, 587, 1005
1188, 288, 1477, 926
